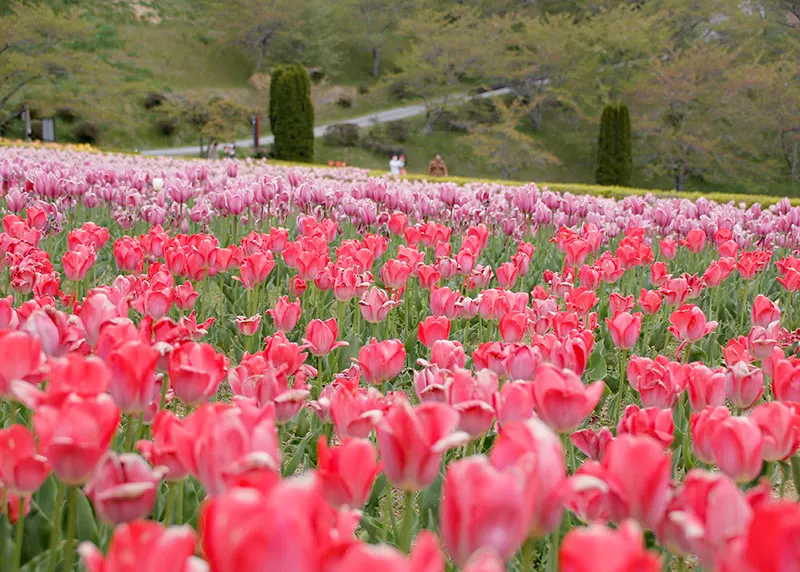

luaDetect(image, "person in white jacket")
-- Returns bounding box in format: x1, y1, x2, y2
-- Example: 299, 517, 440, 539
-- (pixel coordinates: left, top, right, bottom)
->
389, 155, 402, 176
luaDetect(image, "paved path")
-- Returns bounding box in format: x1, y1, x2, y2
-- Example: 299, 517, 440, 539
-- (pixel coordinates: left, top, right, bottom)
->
140, 87, 512, 157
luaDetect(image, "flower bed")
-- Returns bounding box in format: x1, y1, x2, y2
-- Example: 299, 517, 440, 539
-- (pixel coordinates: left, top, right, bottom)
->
0, 144, 798, 571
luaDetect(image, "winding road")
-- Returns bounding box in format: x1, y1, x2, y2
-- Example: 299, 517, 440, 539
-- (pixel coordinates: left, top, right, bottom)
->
140, 87, 512, 157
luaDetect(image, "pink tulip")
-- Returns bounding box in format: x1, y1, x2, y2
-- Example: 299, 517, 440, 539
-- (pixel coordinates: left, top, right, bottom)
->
560, 520, 661, 572
356, 338, 406, 385
84, 453, 166, 524
0, 425, 50, 495
266, 295, 302, 332
303, 318, 348, 356
33, 394, 120, 485
234, 314, 262, 336
168, 342, 229, 406
376, 401, 468, 490
749, 401, 800, 462
531, 363, 604, 433
317, 436, 380, 509
359, 286, 398, 323
441, 456, 528, 566
605, 311, 642, 350
668, 304, 718, 344
711, 416, 763, 483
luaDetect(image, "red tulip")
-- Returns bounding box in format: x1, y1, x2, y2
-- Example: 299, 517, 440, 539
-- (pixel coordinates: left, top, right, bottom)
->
173, 402, 280, 496
616, 405, 674, 449
317, 436, 379, 509
234, 314, 262, 336
660, 277, 689, 306
627, 354, 686, 409
136, 410, 189, 482
559, 520, 661, 572
329, 382, 385, 438
63, 244, 96, 281
417, 264, 442, 289
565, 287, 598, 317
0, 330, 45, 398
0, 425, 50, 495
429, 340, 466, 370
740, 501, 800, 572
108, 340, 161, 414
668, 304, 717, 345
376, 401, 468, 490
495, 262, 518, 289
330, 533, 444, 572
359, 286, 398, 323
356, 338, 406, 385
690, 406, 731, 465
685, 362, 726, 411
168, 342, 229, 406
235, 251, 275, 289
602, 435, 671, 529
84, 453, 165, 525
380, 259, 412, 290
773, 357, 800, 402
445, 369, 496, 437
749, 401, 800, 462
388, 212, 408, 235
711, 416, 763, 483
33, 394, 120, 485
605, 311, 642, 350
173, 281, 199, 310
429, 286, 459, 319
113, 237, 145, 274
751, 294, 780, 328
723, 361, 764, 410
418, 316, 451, 348
659, 470, 751, 567
133, 287, 174, 320
441, 456, 527, 566
498, 312, 528, 343
570, 427, 613, 461
531, 363, 604, 433
79, 520, 201, 572
303, 318, 348, 356
659, 239, 677, 259
266, 295, 302, 332
637, 288, 663, 315
490, 419, 566, 538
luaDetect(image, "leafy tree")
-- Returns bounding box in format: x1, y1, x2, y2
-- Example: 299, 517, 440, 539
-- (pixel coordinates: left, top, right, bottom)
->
393, 7, 508, 132
346, 0, 416, 77
595, 105, 618, 185
0, 3, 92, 129
270, 64, 314, 162
626, 45, 747, 190
167, 92, 250, 156
464, 99, 559, 180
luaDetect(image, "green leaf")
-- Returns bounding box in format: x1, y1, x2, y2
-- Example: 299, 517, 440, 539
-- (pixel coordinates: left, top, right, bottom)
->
283, 431, 313, 477
76, 489, 99, 543
585, 351, 607, 382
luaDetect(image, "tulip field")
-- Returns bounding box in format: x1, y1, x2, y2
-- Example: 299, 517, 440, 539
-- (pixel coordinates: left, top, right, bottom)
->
2, 144, 800, 571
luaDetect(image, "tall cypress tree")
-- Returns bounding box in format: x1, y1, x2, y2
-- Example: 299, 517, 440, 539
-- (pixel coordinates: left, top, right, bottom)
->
269, 64, 315, 163
615, 104, 633, 187
595, 105, 617, 185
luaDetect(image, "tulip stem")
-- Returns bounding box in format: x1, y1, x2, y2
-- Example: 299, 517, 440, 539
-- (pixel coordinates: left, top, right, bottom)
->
521, 539, 535, 571
45, 481, 65, 572
125, 414, 136, 452
1, 487, 6, 568
548, 524, 561, 572
382, 483, 393, 543
176, 479, 184, 525
12, 497, 24, 572
399, 490, 415, 553
62, 487, 77, 572
162, 483, 177, 525
677, 557, 686, 572
790, 456, 800, 499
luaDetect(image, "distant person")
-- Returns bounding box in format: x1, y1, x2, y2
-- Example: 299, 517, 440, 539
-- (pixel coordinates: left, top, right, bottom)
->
428, 153, 448, 177
399, 154, 407, 176
207, 141, 218, 160
225, 143, 236, 159
389, 154, 402, 176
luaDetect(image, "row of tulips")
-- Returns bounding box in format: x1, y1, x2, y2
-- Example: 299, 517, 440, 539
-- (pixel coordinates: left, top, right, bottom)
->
1, 145, 800, 571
